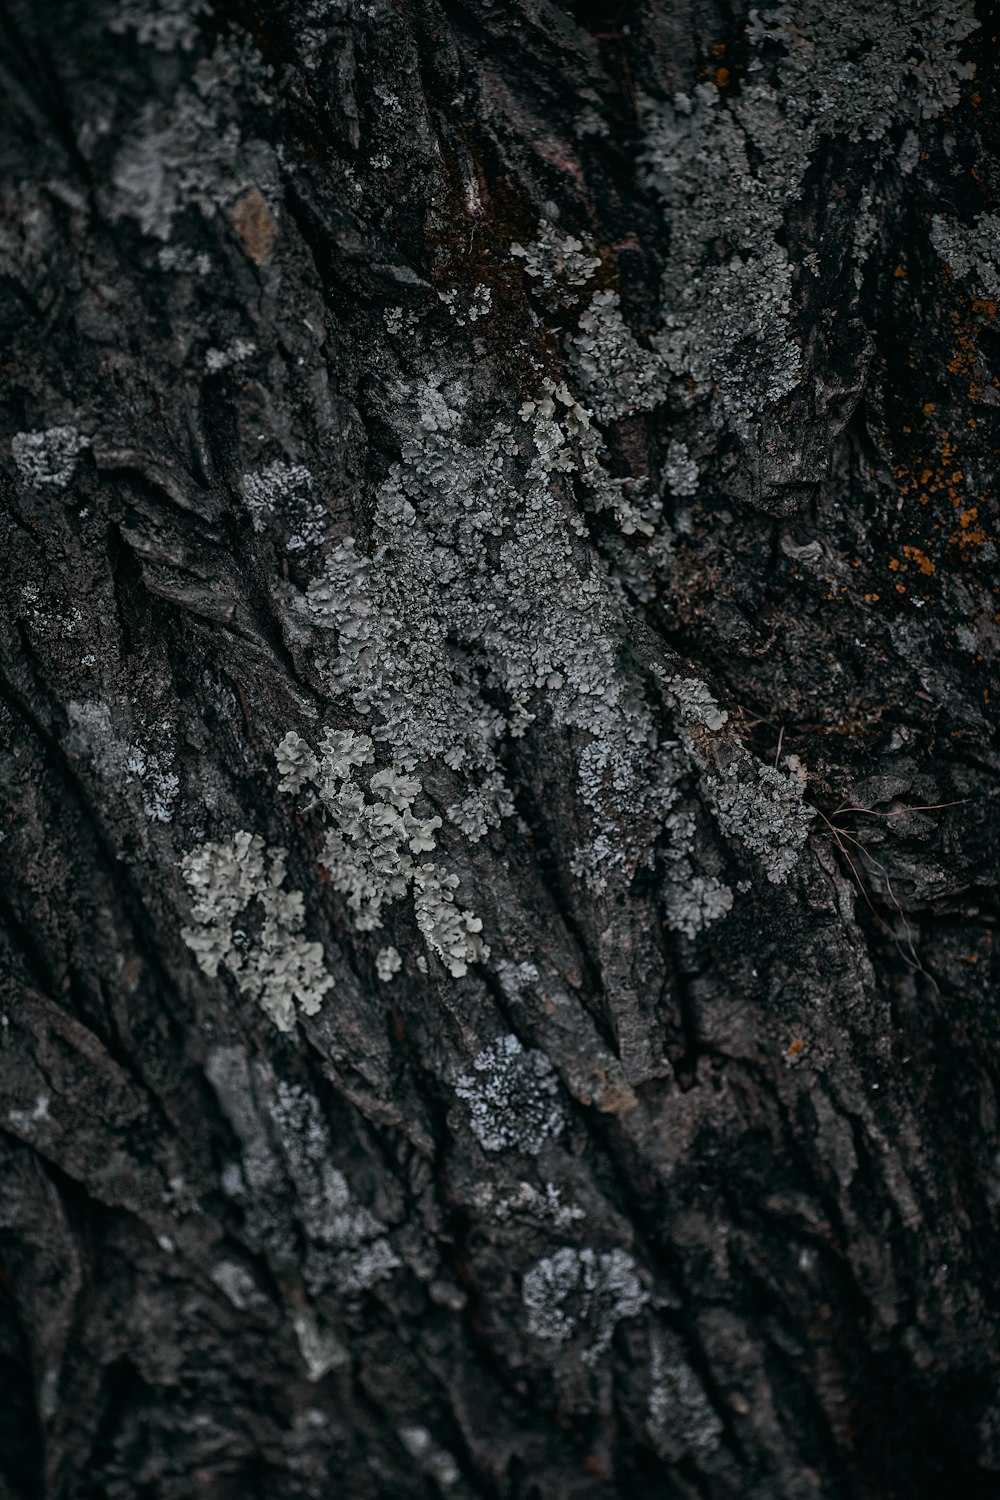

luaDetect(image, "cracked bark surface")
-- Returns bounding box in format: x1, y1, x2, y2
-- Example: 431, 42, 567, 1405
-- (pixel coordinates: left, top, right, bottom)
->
1, 2, 999, 1497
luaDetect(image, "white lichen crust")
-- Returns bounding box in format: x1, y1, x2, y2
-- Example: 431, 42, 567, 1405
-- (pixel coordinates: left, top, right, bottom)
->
242, 460, 326, 553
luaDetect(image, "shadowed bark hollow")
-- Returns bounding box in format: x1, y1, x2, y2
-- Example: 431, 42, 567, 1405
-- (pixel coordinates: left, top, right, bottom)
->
1, 1, 999, 1497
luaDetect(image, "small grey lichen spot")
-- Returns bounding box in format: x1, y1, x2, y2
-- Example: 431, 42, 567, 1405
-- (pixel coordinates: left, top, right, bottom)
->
470, 1179, 585, 1230
522, 1246, 649, 1366
455, 1035, 564, 1154
110, 0, 209, 53
663, 676, 729, 732
647, 1326, 724, 1460
205, 337, 256, 372
243, 461, 326, 552
290, 1307, 349, 1382
661, 440, 700, 498
268, 1079, 401, 1295
663, 869, 734, 940
510, 221, 600, 303
12, 426, 89, 488
375, 945, 401, 982
571, 289, 666, 422
65, 700, 179, 822
398, 1427, 460, 1490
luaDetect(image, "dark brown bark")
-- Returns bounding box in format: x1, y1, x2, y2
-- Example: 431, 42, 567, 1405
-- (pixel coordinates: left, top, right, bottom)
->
1, 2, 999, 1497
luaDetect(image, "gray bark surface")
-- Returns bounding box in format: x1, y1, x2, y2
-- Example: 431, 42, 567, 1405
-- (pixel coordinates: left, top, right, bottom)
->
1, 2, 999, 1496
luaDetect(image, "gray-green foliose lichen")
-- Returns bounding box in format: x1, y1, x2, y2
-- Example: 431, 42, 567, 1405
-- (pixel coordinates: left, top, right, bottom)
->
181, 832, 334, 1031
296, 229, 819, 929
276, 727, 489, 977
930, 211, 1000, 300
639, 0, 977, 429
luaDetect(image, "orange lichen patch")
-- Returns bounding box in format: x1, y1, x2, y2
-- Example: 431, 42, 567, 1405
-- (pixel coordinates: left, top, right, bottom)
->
944, 300, 1000, 402
950, 505, 989, 550
889, 410, 993, 575
715, 66, 730, 87
901, 545, 935, 575
895, 583, 906, 593
787, 1038, 805, 1058
894, 265, 907, 279
230, 187, 278, 266
712, 42, 727, 58
864, 593, 880, 602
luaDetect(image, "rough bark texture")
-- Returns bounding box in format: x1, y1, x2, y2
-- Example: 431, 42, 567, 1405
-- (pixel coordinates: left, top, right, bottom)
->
2, 2, 999, 1497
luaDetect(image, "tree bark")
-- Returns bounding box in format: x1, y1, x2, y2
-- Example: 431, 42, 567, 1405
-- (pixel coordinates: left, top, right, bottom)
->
1, 2, 999, 1496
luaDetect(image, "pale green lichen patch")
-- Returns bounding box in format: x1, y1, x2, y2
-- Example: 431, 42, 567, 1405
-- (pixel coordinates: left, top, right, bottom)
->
274, 729, 489, 977
181, 832, 334, 1030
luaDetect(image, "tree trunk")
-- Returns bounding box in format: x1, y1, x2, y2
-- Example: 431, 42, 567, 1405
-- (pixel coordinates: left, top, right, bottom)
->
1, 1, 998, 1496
